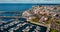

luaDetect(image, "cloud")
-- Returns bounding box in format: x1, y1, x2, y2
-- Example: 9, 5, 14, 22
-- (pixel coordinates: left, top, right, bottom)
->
0, 0, 15, 2
0, 0, 60, 4
0, 0, 30, 2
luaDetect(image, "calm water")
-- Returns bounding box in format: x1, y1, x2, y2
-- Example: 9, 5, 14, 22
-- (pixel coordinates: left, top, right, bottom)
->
0, 4, 35, 12
0, 4, 36, 16
0, 4, 58, 12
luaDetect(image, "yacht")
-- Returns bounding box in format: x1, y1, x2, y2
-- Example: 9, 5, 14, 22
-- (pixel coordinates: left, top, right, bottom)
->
3, 25, 9, 29
14, 21, 19, 24
32, 31, 35, 32
0, 26, 4, 31
8, 28, 14, 32
35, 26, 41, 30
22, 22, 27, 26
22, 28, 30, 32
14, 26, 19, 31
19, 23, 22, 27
22, 26, 30, 32
34, 29, 40, 32
29, 25, 34, 28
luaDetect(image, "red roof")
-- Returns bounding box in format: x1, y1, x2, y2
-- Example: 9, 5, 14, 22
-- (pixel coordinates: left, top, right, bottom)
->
40, 11, 46, 15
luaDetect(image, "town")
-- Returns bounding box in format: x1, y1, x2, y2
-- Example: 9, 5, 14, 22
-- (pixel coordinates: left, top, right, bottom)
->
22, 5, 60, 32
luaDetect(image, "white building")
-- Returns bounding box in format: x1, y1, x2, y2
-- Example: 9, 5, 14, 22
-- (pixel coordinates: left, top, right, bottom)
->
22, 11, 32, 18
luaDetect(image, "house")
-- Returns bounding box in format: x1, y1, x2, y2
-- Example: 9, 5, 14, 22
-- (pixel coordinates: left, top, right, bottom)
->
39, 16, 48, 22
22, 11, 32, 18
27, 16, 36, 21
39, 11, 46, 15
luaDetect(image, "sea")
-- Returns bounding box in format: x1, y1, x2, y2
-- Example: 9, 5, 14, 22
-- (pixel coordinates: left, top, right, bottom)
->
0, 3, 36, 16
0, 3, 35, 12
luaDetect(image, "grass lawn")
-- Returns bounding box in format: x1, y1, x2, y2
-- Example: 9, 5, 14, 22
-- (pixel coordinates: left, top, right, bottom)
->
50, 29, 58, 32
56, 20, 60, 24
31, 18, 50, 24
44, 20, 51, 24
31, 18, 39, 23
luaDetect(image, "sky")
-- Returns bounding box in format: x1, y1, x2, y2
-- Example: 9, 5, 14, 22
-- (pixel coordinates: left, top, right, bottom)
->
0, 0, 60, 4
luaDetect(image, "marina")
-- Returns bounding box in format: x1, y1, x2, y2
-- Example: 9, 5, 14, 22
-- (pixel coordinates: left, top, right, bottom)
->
0, 17, 47, 32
